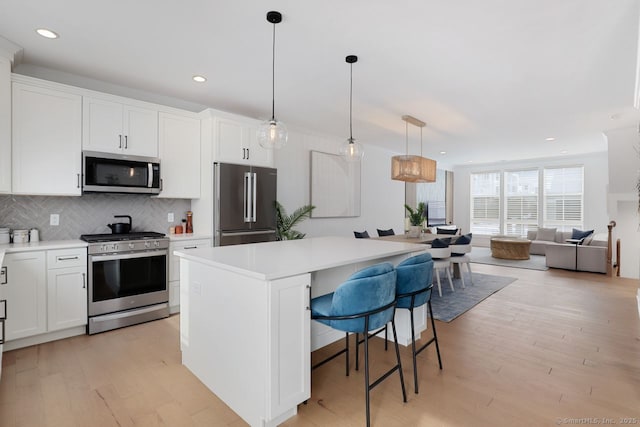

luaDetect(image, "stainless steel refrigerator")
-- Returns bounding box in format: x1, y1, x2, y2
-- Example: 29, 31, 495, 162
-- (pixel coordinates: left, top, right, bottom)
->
213, 162, 278, 246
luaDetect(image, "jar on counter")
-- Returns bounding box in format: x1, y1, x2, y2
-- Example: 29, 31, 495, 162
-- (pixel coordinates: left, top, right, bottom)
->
186, 211, 193, 234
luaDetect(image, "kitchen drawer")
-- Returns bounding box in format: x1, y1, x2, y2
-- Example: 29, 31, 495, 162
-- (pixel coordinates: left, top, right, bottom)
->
47, 248, 87, 269
169, 239, 211, 281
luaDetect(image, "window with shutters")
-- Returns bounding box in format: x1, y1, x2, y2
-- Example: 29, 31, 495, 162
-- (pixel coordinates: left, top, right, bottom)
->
543, 166, 584, 231
504, 169, 539, 237
470, 171, 501, 234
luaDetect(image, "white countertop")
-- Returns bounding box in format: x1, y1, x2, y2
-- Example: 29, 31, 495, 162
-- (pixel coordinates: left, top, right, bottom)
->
168, 233, 212, 242
0, 240, 88, 254
174, 236, 425, 281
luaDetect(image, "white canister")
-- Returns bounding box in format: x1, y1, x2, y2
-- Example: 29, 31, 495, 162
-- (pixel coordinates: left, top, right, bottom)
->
12, 229, 29, 244
29, 228, 39, 242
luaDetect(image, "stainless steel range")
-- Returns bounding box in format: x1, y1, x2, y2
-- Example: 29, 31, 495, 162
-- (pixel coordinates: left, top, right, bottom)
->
81, 232, 169, 335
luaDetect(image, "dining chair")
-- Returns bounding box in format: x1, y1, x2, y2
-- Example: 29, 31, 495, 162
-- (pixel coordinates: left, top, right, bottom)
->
311, 263, 407, 427
424, 238, 453, 297
450, 233, 473, 288
376, 228, 395, 237
395, 253, 442, 393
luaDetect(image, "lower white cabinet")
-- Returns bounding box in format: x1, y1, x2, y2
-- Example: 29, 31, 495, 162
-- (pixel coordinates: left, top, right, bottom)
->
47, 248, 87, 331
1, 247, 87, 344
2, 251, 47, 341
169, 238, 211, 312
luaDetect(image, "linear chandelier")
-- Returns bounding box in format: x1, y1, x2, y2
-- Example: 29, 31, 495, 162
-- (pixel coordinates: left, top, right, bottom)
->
391, 115, 436, 183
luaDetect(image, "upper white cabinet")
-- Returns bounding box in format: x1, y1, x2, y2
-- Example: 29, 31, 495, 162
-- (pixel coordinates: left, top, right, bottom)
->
215, 116, 273, 167
12, 80, 82, 196
0, 57, 10, 194
83, 96, 158, 157
157, 112, 201, 199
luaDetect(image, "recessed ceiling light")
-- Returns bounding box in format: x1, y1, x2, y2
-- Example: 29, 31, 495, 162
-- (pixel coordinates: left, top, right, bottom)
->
36, 28, 59, 39
192, 75, 207, 83
467, 160, 473, 163
545, 137, 556, 141
560, 150, 568, 154
439, 151, 446, 155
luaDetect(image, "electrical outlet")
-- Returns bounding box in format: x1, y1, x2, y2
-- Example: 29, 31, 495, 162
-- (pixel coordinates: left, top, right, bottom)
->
168, 212, 174, 222
50, 214, 60, 226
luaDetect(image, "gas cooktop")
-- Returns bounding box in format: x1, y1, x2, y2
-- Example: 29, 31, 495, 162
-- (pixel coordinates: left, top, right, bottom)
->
80, 232, 166, 243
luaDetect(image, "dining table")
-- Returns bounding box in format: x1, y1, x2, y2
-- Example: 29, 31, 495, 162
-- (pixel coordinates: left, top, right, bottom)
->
373, 232, 463, 277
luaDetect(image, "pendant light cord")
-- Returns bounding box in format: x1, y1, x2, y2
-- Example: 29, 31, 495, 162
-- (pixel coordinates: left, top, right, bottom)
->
405, 121, 409, 155
349, 61, 353, 142
271, 22, 276, 121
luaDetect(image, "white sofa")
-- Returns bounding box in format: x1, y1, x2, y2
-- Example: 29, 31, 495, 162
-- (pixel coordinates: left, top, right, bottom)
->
525, 229, 609, 273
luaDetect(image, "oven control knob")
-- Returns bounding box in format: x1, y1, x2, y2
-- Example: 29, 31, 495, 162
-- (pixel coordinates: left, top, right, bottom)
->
112, 243, 118, 251
154, 241, 160, 247
128, 243, 135, 249
101, 244, 107, 252
145, 241, 151, 248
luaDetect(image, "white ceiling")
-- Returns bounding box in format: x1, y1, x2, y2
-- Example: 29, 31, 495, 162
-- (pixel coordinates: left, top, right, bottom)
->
2, 0, 639, 167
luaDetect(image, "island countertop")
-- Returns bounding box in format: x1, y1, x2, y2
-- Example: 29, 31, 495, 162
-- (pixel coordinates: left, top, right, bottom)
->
174, 236, 425, 281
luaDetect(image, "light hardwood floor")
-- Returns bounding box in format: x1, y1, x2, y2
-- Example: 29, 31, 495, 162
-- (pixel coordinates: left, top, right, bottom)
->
1, 263, 639, 426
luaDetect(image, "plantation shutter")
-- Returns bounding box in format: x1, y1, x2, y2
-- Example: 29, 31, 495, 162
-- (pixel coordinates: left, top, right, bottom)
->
543, 166, 584, 231
470, 171, 501, 234
504, 169, 539, 237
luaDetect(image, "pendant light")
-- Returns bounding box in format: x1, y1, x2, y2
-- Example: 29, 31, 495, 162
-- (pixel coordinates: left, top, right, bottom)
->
391, 115, 436, 182
338, 55, 364, 162
257, 11, 288, 149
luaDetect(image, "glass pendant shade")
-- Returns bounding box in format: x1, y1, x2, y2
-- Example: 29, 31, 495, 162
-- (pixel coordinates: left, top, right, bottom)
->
257, 119, 288, 149
338, 138, 364, 162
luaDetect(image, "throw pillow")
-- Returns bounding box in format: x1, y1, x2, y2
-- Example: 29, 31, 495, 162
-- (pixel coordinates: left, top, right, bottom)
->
437, 227, 458, 235
536, 227, 557, 241
571, 228, 594, 241
453, 233, 472, 245
430, 237, 451, 248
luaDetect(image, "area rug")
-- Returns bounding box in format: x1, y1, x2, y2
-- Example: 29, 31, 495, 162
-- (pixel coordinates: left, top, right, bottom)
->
429, 272, 517, 322
468, 247, 548, 271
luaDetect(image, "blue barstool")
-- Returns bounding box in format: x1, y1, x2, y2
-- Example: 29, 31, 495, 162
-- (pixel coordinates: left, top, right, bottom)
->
311, 263, 407, 427
395, 253, 443, 393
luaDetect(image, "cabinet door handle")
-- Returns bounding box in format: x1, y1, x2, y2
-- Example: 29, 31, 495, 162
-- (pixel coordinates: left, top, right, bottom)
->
242, 148, 246, 159
184, 246, 197, 249
0, 299, 6, 320
57, 256, 79, 261
124, 135, 128, 149
0, 266, 6, 285
160, 178, 163, 191
247, 148, 250, 159
77, 173, 81, 189
82, 273, 86, 289
119, 134, 123, 149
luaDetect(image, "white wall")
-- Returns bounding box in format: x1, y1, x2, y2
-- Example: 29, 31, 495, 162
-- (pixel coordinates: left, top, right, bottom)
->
452, 152, 610, 246
274, 127, 406, 238
605, 126, 639, 279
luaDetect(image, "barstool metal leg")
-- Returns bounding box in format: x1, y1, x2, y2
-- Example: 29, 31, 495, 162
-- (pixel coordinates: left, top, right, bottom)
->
409, 306, 419, 394
390, 319, 408, 402
428, 299, 443, 369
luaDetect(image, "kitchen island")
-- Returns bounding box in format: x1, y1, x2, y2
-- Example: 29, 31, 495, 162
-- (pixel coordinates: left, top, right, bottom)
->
174, 236, 427, 427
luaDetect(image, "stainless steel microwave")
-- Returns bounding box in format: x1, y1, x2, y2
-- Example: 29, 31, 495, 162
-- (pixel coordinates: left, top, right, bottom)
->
83, 151, 161, 194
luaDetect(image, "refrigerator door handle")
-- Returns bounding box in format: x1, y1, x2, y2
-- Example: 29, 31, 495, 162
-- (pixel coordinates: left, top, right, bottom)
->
252, 172, 257, 222
243, 172, 252, 222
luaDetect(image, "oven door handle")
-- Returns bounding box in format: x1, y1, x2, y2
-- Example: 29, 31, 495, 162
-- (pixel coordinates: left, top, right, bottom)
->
89, 249, 168, 262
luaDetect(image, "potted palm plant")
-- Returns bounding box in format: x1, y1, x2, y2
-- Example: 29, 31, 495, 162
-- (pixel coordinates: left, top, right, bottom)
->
275, 201, 315, 240
404, 202, 426, 238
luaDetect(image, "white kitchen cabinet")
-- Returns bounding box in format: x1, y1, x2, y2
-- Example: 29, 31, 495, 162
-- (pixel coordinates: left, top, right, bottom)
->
11, 81, 82, 195
2, 251, 47, 341
215, 116, 273, 167
47, 248, 87, 331
157, 112, 201, 199
169, 237, 211, 313
83, 96, 158, 157
0, 57, 10, 194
